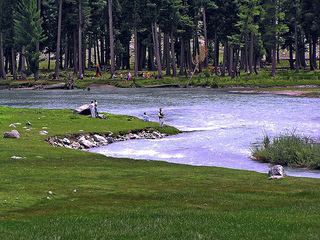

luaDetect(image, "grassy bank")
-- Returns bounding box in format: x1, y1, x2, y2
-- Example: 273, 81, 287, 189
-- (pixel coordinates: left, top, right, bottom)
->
1, 63, 320, 90
1, 107, 320, 239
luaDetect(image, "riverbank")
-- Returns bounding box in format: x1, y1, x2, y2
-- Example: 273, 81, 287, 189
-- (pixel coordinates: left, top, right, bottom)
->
1, 106, 320, 239
1, 68, 320, 91
229, 89, 320, 97
3, 81, 320, 99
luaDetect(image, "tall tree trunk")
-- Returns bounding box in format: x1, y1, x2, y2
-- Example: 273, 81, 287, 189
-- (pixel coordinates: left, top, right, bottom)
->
270, 5, 276, 77
309, 37, 314, 70
244, 34, 248, 72
96, 39, 101, 67
93, 38, 97, 65
134, 26, 138, 76
11, 47, 17, 80
203, 6, 208, 69
179, 37, 185, 75
88, 34, 92, 71
108, 0, 115, 76
73, 31, 78, 74
300, 35, 306, 68
214, 30, 219, 75
171, 31, 177, 77
100, 35, 104, 65
34, 0, 41, 81
148, 46, 155, 71
21, 46, 27, 80
186, 40, 192, 73
294, 14, 299, 73
221, 41, 227, 77
312, 40, 317, 69
78, 0, 83, 78
165, 32, 170, 76
229, 47, 233, 77
248, 31, 254, 76
64, 33, 68, 70
289, 44, 294, 70
271, 46, 276, 77
0, 33, 7, 79
47, 51, 50, 69
151, 22, 162, 78
55, 0, 62, 80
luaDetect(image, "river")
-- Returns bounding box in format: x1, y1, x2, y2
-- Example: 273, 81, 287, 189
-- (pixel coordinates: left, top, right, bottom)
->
1, 87, 320, 178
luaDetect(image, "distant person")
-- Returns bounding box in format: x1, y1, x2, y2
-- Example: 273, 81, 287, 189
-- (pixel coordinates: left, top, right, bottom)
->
128, 72, 132, 81
94, 100, 98, 117
90, 101, 95, 118
158, 108, 164, 128
142, 112, 150, 122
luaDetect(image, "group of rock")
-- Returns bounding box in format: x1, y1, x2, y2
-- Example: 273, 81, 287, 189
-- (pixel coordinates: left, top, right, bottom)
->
3, 121, 48, 139
46, 129, 167, 150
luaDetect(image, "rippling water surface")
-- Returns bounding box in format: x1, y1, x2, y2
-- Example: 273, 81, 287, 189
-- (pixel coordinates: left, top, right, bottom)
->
1, 88, 320, 178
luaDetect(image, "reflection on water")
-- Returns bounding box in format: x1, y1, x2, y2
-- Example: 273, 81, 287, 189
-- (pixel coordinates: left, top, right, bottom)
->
1, 88, 320, 178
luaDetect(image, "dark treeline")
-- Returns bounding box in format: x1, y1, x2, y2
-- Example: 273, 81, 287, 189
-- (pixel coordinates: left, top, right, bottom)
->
0, 0, 319, 81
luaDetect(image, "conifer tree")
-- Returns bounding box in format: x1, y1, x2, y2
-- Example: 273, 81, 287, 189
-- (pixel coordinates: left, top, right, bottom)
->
14, 0, 46, 80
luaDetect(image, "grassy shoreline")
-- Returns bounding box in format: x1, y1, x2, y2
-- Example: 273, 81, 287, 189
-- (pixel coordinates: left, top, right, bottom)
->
1, 106, 320, 239
1, 68, 320, 91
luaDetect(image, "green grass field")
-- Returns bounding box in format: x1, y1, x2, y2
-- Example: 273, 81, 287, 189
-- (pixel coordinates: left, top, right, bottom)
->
1, 106, 320, 239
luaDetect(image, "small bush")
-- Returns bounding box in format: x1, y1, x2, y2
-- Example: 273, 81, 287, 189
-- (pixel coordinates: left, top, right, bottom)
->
251, 130, 320, 169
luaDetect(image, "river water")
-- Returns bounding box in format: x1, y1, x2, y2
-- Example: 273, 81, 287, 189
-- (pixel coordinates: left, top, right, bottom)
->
1, 87, 320, 178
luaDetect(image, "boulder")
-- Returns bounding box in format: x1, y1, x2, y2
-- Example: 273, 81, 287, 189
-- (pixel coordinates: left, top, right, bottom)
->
73, 104, 91, 115
268, 165, 286, 179
78, 136, 95, 148
93, 134, 107, 143
4, 130, 20, 139
97, 114, 108, 119
71, 141, 82, 149
59, 138, 71, 145
106, 137, 114, 143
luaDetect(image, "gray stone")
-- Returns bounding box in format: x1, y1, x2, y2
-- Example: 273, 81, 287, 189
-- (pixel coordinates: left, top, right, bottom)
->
4, 130, 20, 139
71, 141, 81, 149
97, 114, 108, 119
93, 134, 107, 143
26, 121, 32, 126
106, 137, 114, 143
9, 124, 16, 128
73, 104, 91, 115
78, 136, 94, 148
268, 165, 286, 179
60, 138, 71, 145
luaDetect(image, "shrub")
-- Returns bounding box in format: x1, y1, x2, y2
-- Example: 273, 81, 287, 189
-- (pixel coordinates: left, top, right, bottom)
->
251, 130, 320, 169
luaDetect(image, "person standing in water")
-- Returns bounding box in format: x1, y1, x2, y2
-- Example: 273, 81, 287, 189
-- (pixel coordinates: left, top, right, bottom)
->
158, 108, 164, 128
